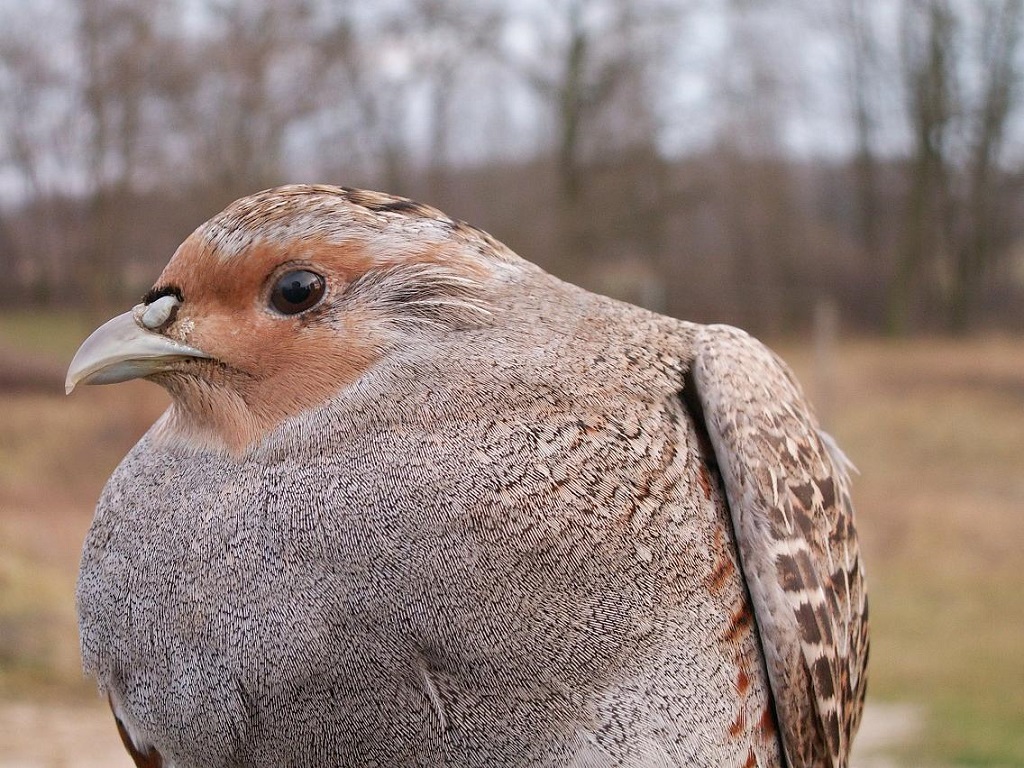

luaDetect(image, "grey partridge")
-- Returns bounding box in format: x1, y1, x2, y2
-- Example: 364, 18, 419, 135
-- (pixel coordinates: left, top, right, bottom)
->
67, 184, 868, 767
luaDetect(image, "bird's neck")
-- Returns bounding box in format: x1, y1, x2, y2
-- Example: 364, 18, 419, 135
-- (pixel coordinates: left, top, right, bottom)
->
152, 374, 265, 456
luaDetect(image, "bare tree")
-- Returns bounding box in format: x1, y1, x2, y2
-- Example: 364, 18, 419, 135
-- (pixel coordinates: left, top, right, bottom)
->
181, 0, 326, 195
499, 0, 670, 198
0, 10, 77, 304
712, 0, 804, 333
827, 0, 887, 260
493, 0, 680, 277
888, 0, 1023, 333
76, 0, 180, 308
888, 0, 957, 334
313, 7, 416, 192
946, 0, 1023, 331
390, 0, 504, 194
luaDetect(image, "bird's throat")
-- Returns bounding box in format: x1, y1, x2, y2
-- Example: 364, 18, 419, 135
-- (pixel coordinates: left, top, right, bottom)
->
153, 374, 266, 456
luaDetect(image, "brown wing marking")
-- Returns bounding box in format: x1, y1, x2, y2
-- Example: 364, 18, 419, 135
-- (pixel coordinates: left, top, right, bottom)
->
689, 325, 869, 768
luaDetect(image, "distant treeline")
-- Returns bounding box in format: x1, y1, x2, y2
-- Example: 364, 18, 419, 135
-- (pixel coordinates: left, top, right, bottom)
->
3, 151, 1022, 335
1, 0, 1022, 335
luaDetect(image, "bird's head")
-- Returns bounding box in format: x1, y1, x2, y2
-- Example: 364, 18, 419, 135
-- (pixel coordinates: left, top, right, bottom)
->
66, 184, 523, 454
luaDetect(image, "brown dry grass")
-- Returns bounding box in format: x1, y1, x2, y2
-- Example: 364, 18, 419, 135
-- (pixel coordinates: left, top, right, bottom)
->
782, 336, 1024, 766
0, 312, 166, 764
0, 384, 167, 697
1, 313, 1022, 765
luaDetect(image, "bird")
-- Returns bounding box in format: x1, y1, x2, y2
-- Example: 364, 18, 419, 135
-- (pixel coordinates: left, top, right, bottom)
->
66, 184, 868, 768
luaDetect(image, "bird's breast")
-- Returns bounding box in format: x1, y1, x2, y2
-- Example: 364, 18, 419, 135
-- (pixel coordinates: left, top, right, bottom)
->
77, 381, 776, 765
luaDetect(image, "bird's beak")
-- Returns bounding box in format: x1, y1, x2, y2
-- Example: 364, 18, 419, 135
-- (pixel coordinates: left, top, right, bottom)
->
65, 299, 211, 394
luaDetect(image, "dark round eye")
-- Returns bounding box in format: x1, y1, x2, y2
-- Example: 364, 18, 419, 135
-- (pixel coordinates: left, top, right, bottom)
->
270, 270, 326, 315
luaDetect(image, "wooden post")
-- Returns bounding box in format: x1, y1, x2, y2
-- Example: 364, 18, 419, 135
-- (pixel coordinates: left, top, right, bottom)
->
813, 297, 838, 427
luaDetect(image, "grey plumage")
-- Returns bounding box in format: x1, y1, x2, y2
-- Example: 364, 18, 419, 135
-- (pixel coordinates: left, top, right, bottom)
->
71, 185, 868, 767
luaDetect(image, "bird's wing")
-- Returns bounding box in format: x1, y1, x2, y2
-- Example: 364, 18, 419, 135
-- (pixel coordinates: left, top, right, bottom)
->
686, 325, 869, 768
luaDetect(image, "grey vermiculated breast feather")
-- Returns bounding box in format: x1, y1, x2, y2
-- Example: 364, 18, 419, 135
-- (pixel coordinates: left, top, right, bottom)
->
68, 184, 868, 768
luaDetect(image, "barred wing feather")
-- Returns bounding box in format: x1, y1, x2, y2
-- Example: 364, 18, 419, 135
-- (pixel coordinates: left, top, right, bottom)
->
690, 325, 869, 768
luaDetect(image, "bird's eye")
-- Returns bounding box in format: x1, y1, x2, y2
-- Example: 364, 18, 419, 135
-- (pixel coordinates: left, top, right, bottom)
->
270, 270, 326, 315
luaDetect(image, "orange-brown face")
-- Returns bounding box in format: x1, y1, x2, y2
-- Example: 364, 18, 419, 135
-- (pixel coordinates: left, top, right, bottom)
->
146, 233, 386, 452
66, 185, 512, 455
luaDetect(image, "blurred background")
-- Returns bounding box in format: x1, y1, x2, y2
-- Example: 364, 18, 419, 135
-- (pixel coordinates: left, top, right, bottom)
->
0, 0, 1022, 765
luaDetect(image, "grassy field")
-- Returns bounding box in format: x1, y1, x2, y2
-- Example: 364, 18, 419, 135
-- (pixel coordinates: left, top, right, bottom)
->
783, 337, 1024, 766
0, 310, 1022, 765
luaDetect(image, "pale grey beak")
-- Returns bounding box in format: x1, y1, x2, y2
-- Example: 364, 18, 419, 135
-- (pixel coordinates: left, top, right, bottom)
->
65, 297, 210, 394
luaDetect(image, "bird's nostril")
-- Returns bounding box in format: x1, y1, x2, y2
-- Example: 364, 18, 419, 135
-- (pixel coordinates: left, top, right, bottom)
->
139, 294, 181, 330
